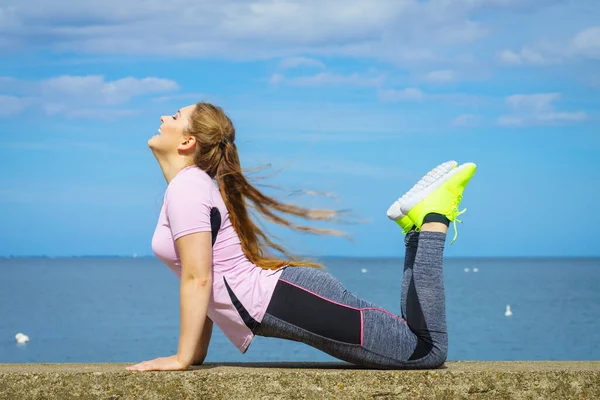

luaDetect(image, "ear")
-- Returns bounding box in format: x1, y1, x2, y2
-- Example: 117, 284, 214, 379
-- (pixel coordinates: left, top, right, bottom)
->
177, 136, 197, 152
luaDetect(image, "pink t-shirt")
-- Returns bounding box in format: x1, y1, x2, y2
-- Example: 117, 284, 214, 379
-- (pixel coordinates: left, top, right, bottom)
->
151, 165, 283, 353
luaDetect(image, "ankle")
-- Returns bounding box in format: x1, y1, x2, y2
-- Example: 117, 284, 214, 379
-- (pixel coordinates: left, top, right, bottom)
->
422, 212, 450, 226
420, 222, 448, 233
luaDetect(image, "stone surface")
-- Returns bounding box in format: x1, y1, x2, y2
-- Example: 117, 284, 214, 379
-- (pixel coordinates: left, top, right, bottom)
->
1, 361, 599, 399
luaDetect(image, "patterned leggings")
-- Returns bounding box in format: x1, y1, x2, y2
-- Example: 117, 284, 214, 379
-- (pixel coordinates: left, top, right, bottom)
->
252, 231, 448, 369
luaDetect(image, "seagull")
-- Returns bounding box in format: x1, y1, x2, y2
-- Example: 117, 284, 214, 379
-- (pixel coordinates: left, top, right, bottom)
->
505, 305, 513, 317
15, 333, 29, 343
361, 268, 368, 273
464, 268, 470, 272
473, 268, 479, 272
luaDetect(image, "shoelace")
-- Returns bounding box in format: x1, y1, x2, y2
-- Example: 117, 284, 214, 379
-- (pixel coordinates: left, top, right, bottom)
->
449, 194, 466, 245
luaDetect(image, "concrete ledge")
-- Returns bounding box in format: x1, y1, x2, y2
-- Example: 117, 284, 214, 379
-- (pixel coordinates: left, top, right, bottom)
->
1, 362, 599, 399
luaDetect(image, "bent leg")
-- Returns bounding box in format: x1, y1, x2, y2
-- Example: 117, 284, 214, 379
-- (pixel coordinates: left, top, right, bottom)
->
402, 230, 448, 365
254, 254, 447, 369
401, 230, 419, 320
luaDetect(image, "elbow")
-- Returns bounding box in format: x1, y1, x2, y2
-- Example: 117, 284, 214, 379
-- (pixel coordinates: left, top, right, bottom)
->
186, 276, 212, 287
192, 276, 212, 288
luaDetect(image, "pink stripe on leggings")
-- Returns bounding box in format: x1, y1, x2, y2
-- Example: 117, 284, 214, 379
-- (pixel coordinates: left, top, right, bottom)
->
360, 310, 364, 346
278, 277, 407, 346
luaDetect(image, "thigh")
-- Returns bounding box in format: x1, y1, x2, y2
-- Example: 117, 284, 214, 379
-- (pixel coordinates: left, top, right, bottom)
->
268, 266, 377, 343
254, 266, 420, 368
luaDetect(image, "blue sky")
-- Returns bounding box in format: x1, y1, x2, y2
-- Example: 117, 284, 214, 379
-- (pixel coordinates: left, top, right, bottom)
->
0, 0, 598, 257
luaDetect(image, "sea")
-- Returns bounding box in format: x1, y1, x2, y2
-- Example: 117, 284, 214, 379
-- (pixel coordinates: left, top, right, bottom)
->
1, 257, 599, 364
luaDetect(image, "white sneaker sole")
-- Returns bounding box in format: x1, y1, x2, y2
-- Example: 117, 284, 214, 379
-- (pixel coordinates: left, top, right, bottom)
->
386, 160, 457, 221
399, 162, 475, 216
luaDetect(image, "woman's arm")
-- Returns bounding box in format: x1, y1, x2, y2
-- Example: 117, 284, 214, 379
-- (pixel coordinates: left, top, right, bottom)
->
191, 317, 213, 365
174, 231, 213, 367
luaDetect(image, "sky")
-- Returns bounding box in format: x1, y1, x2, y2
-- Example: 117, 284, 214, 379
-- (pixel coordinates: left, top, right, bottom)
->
0, 0, 599, 258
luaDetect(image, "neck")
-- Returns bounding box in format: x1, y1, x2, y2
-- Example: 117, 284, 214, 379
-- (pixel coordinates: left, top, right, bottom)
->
155, 155, 194, 184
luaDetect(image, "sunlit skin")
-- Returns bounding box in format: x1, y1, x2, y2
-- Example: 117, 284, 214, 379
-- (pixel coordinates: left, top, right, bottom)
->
147, 104, 198, 185
126, 104, 447, 372
127, 104, 214, 372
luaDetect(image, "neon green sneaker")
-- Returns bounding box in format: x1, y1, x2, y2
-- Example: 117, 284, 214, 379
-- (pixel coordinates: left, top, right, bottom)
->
399, 162, 476, 244
386, 160, 458, 233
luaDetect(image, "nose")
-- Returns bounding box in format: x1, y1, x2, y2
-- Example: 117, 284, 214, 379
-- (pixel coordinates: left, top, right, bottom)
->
160, 115, 165, 123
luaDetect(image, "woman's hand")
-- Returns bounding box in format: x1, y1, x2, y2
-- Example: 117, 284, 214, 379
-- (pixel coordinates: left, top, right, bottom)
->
126, 355, 189, 372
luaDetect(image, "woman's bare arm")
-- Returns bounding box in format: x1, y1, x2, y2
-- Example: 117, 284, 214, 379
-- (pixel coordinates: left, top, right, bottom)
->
191, 317, 213, 365
174, 231, 213, 367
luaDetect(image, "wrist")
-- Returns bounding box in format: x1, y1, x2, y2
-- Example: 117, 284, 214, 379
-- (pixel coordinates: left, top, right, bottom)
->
175, 353, 192, 368
192, 353, 207, 365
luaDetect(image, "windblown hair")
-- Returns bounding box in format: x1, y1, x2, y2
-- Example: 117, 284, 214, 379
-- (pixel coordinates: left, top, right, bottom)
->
186, 102, 347, 270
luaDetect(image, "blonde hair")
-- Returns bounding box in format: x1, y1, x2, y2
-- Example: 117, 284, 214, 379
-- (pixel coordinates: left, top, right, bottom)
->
186, 102, 347, 270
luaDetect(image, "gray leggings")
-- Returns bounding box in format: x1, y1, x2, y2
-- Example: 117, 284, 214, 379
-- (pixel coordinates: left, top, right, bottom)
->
252, 231, 448, 369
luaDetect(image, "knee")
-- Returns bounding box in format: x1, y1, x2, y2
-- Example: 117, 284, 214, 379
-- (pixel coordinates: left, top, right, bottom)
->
414, 344, 447, 369
427, 345, 447, 368
409, 336, 447, 368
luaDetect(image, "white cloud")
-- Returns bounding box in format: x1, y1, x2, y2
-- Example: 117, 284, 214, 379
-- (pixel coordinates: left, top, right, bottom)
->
505, 93, 559, 111
279, 57, 326, 70
274, 71, 385, 87
0, 76, 18, 88
379, 88, 426, 102
0, 95, 29, 116
497, 50, 522, 64
0, 75, 179, 118
535, 111, 588, 123
498, 93, 588, 126
378, 87, 481, 106
451, 114, 481, 127
498, 25, 600, 66
230, 100, 431, 136
424, 70, 457, 83
572, 26, 600, 59
497, 48, 560, 65
497, 115, 526, 126
40, 75, 178, 105
0, 0, 559, 64
269, 73, 285, 86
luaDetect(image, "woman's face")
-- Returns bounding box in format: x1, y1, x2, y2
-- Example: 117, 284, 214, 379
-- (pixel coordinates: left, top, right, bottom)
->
148, 104, 196, 153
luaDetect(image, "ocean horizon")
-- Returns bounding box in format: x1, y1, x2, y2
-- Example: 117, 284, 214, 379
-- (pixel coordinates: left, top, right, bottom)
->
1, 256, 599, 364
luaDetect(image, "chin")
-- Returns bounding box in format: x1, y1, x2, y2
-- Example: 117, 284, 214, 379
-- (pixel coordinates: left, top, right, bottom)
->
148, 135, 159, 149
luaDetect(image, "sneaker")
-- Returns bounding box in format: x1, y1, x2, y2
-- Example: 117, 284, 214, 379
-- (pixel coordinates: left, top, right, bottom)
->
386, 160, 458, 233
400, 162, 477, 245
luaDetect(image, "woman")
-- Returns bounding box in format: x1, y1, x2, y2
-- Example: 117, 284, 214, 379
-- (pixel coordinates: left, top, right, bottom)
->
126, 102, 476, 372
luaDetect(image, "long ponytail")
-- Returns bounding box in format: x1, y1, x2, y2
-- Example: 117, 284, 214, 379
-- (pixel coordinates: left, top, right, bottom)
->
189, 102, 347, 270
